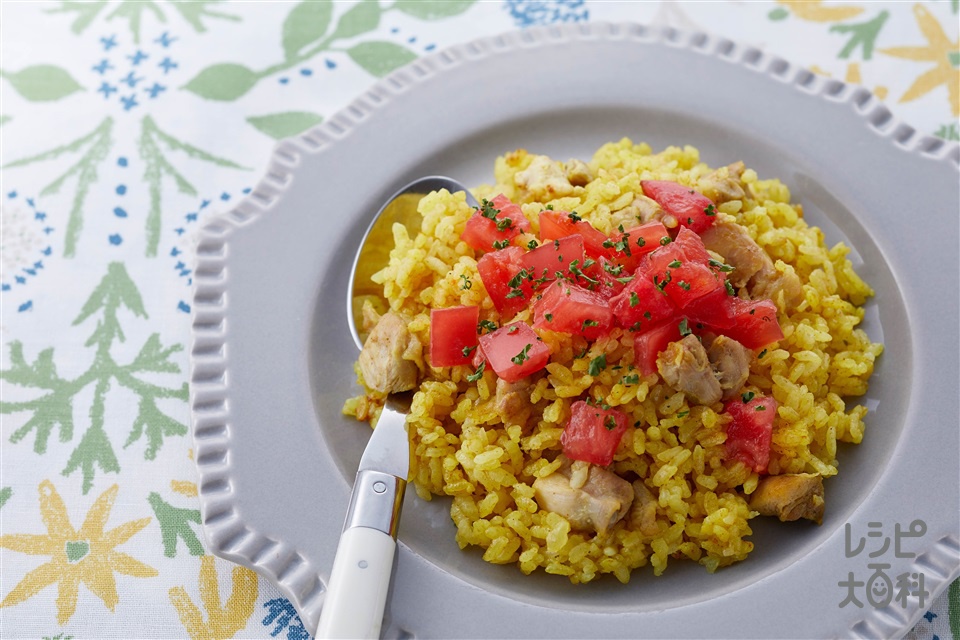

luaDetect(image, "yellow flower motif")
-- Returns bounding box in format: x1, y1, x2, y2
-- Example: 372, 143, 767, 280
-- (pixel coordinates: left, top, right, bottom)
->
169, 556, 258, 640
0, 481, 157, 624
880, 4, 960, 116
777, 0, 864, 23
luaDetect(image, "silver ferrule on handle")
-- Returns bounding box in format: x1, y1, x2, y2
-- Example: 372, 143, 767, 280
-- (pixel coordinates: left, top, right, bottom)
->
343, 469, 406, 538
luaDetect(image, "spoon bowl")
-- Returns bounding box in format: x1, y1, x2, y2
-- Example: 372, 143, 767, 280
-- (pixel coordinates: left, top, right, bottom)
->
346, 176, 479, 350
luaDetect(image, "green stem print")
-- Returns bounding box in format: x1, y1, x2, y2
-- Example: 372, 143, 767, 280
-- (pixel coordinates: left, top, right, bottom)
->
184, 0, 475, 103
2, 117, 113, 257
46, 0, 240, 43
830, 11, 890, 60
148, 492, 204, 557
0, 487, 11, 510
137, 115, 249, 256
0, 262, 189, 494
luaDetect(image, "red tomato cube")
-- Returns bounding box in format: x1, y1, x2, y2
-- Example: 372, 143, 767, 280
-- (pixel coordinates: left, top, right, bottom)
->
641, 180, 718, 234
539, 210, 609, 259
478, 322, 550, 383
461, 194, 531, 252
477, 246, 529, 318
724, 394, 777, 473
429, 306, 480, 368
519, 234, 585, 286
711, 298, 783, 349
645, 231, 726, 309
633, 320, 682, 376
609, 267, 678, 330
588, 257, 628, 300
561, 400, 630, 466
532, 281, 614, 341
604, 221, 669, 273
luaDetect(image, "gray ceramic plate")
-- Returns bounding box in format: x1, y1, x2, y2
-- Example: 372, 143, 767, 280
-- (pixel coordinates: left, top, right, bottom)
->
189, 22, 960, 639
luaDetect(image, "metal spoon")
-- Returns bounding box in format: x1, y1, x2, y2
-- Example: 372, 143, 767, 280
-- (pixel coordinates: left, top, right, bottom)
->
317, 176, 478, 639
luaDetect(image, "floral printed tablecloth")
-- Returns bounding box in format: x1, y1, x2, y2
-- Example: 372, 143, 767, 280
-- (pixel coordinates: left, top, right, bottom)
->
1, 1, 957, 638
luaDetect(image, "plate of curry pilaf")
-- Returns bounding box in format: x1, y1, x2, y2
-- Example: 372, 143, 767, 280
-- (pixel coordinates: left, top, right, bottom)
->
190, 23, 960, 639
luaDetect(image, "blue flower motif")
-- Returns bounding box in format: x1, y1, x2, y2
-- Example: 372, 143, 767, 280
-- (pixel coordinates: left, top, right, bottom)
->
503, 0, 589, 27
100, 34, 118, 51
262, 597, 310, 640
1, 191, 56, 310
155, 31, 177, 48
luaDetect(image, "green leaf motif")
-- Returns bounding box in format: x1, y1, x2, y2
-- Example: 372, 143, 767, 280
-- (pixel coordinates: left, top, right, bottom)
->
768, 7, 789, 21
45, 1, 108, 34
347, 41, 418, 78
329, 0, 380, 40
247, 111, 324, 139
395, 0, 475, 19
830, 11, 889, 61
183, 63, 259, 101
1, 65, 84, 102
0, 487, 11, 510
148, 492, 204, 557
168, 0, 241, 33
282, 1, 334, 60
106, 0, 166, 45
0, 115, 10, 126
62, 419, 120, 494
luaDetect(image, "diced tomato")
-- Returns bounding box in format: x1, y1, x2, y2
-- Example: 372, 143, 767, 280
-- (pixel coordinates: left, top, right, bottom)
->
707, 298, 783, 349
644, 229, 726, 309
478, 322, 550, 383
684, 287, 734, 329
519, 234, 584, 286
609, 267, 677, 330
605, 221, 669, 273
429, 306, 480, 368
633, 320, 682, 376
461, 194, 531, 253
539, 210, 609, 259
641, 180, 717, 234
561, 400, 630, 466
532, 281, 613, 341
588, 257, 628, 299
477, 246, 529, 318
724, 394, 777, 473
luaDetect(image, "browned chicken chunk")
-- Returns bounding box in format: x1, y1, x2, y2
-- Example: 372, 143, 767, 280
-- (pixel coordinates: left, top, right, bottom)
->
494, 378, 533, 427
700, 221, 803, 308
698, 161, 746, 204
657, 334, 722, 405
749, 473, 824, 524
628, 480, 660, 537
706, 335, 751, 400
563, 158, 594, 187
514, 155, 575, 200
533, 458, 635, 536
358, 311, 421, 394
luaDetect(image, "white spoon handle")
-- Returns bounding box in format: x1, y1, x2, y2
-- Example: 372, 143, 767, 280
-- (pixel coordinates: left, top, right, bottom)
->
317, 525, 397, 639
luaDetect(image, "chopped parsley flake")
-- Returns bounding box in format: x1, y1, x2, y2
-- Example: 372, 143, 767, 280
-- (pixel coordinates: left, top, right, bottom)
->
568, 211, 582, 222
668, 260, 682, 268
755, 404, 766, 411
479, 199, 500, 220
621, 374, 640, 385
461, 345, 477, 357
742, 391, 755, 403
581, 319, 599, 330
725, 280, 736, 296
758, 349, 768, 359
527, 239, 539, 250
630, 292, 640, 307
492, 239, 509, 250
477, 320, 497, 334
459, 274, 472, 290
604, 415, 618, 431
587, 354, 607, 376
678, 281, 691, 291
704, 203, 717, 217
678, 318, 692, 337
708, 259, 735, 273
511, 344, 532, 365
466, 361, 485, 382
545, 313, 554, 322
659, 236, 672, 246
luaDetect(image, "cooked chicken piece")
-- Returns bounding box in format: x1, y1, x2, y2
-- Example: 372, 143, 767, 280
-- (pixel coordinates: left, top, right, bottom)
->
657, 335, 722, 405
609, 194, 673, 235
699, 161, 746, 204
494, 377, 533, 426
749, 473, 824, 524
706, 335, 751, 400
514, 155, 575, 201
358, 311, 421, 394
564, 158, 594, 187
628, 480, 660, 537
700, 221, 803, 308
533, 457, 634, 536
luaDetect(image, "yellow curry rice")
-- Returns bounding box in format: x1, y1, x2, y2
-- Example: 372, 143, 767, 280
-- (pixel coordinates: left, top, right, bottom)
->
343, 139, 882, 583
